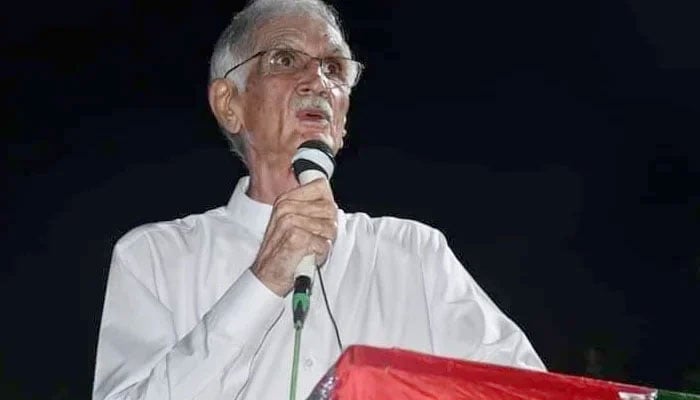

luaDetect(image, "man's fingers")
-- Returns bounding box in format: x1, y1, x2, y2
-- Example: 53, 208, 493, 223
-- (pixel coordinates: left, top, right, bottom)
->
272, 198, 337, 222
280, 226, 332, 263
252, 178, 337, 296
275, 178, 333, 203
311, 238, 333, 266
277, 213, 337, 241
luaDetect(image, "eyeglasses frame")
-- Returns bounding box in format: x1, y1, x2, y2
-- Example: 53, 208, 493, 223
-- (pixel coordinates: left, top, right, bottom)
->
222, 47, 364, 88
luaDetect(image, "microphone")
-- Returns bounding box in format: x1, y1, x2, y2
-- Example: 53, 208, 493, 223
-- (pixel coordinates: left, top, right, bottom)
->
290, 140, 336, 328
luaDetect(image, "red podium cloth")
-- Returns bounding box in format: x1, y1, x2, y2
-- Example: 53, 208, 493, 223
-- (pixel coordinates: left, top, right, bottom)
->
308, 345, 657, 400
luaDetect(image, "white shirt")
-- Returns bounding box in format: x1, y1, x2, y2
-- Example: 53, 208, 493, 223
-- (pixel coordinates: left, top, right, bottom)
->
93, 176, 545, 400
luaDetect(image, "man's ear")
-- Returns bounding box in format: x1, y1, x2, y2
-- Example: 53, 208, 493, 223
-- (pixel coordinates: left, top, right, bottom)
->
208, 78, 243, 134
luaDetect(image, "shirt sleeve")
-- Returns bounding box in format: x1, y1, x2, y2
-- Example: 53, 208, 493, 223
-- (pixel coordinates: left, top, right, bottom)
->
92, 249, 285, 400
421, 230, 546, 371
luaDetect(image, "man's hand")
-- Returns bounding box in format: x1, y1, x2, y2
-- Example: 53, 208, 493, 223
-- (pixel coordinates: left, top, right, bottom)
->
251, 178, 338, 297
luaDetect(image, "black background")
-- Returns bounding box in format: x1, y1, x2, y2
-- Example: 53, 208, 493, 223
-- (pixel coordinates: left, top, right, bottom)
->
2, 1, 699, 398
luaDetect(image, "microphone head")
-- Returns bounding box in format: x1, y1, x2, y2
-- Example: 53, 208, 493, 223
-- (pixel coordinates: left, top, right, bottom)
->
292, 140, 336, 183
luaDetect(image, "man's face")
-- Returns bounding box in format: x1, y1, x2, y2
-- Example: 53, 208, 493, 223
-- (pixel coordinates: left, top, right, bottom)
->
235, 15, 351, 162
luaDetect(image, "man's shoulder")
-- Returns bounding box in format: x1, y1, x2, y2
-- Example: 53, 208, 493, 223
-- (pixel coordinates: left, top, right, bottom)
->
113, 206, 230, 255
342, 211, 446, 254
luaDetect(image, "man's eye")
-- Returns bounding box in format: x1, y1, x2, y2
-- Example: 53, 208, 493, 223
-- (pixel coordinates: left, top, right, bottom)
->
323, 59, 344, 78
270, 50, 298, 68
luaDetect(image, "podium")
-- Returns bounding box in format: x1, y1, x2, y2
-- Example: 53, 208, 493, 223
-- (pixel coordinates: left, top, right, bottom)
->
308, 345, 699, 400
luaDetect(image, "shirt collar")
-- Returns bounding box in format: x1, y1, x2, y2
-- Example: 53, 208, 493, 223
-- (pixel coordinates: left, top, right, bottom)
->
226, 176, 273, 239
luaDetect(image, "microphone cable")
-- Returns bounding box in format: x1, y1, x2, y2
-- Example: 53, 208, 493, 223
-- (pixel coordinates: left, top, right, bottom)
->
316, 263, 343, 352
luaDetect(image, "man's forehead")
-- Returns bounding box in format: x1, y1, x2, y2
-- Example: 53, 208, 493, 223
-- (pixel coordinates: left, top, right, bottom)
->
253, 15, 350, 56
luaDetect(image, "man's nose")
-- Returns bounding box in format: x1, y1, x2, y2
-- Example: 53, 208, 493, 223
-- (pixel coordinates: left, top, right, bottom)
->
295, 59, 331, 97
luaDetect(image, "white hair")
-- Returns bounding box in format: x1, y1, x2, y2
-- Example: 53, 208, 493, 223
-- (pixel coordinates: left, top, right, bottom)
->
209, 0, 350, 161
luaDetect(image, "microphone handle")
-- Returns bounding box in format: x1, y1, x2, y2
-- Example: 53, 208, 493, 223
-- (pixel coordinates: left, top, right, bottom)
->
291, 168, 327, 328
294, 169, 328, 283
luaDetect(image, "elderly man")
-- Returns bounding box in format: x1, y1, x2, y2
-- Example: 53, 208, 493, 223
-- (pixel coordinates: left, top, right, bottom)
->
93, 0, 545, 399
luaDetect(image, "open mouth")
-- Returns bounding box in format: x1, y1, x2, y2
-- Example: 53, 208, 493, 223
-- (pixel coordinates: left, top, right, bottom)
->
296, 108, 330, 123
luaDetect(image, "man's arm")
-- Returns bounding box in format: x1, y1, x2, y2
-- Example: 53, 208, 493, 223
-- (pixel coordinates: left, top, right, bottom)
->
421, 230, 546, 371
92, 250, 284, 400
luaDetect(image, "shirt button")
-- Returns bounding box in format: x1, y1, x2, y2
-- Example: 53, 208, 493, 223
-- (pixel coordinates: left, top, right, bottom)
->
304, 357, 314, 369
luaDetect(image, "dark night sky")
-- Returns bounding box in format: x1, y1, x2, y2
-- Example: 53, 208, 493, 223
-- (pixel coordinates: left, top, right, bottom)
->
2, 1, 699, 398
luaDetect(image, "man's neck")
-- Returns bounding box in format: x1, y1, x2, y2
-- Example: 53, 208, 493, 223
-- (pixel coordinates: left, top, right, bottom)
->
245, 154, 298, 205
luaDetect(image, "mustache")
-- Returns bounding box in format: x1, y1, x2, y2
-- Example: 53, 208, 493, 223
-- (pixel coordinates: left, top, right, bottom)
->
291, 96, 333, 119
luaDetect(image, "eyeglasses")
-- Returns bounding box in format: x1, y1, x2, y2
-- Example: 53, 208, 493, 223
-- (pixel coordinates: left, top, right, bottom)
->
223, 47, 364, 88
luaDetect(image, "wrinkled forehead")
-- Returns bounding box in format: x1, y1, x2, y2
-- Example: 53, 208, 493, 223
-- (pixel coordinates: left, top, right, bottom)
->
252, 14, 351, 58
